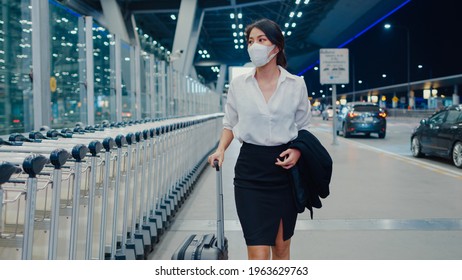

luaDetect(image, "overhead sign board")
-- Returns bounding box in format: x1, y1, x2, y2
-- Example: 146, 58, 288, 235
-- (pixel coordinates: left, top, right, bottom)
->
319, 48, 349, 84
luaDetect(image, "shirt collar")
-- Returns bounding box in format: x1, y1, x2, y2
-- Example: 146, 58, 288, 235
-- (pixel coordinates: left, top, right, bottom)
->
244, 65, 296, 82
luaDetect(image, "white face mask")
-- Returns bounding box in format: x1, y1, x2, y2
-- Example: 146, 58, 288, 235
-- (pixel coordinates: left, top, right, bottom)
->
247, 43, 277, 67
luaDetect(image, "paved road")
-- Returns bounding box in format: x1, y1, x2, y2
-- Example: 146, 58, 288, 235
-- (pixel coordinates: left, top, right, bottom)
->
311, 116, 462, 174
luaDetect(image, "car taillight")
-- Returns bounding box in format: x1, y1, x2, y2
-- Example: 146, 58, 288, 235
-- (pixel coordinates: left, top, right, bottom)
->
379, 112, 387, 118
348, 112, 358, 118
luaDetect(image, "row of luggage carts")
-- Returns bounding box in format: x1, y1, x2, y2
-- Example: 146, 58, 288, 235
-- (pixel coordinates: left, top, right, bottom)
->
0, 113, 223, 260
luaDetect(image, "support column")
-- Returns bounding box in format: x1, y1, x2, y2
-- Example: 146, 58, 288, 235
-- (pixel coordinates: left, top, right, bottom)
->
31, 0, 51, 130
215, 64, 227, 94
149, 54, 156, 118
100, 0, 130, 43
78, 17, 87, 123
114, 35, 122, 122
172, 0, 203, 75
134, 45, 141, 120
183, 10, 204, 77
85, 16, 95, 125
453, 85, 460, 105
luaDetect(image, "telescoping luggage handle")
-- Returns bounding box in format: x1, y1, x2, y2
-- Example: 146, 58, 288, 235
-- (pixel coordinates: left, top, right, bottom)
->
213, 160, 225, 251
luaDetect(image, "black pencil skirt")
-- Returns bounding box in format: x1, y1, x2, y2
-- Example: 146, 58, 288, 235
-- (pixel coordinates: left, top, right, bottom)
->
234, 142, 298, 246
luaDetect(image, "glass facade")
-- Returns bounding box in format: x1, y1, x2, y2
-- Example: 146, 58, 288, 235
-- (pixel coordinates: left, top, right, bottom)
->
49, 2, 81, 128
0, 0, 220, 135
93, 24, 114, 124
0, 0, 32, 134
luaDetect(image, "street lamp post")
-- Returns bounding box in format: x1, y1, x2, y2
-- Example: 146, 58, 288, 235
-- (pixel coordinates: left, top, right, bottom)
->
384, 23, 411, 109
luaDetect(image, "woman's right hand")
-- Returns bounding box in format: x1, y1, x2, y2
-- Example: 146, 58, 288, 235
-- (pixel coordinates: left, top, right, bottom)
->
208, 150, 224, 168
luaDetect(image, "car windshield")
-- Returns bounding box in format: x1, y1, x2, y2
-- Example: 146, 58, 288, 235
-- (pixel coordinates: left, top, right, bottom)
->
353, 105, 380, 112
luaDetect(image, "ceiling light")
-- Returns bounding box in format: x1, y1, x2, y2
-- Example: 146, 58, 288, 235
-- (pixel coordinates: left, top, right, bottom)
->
233, 32, 237, 37
170, 14, 176, 20
289, 12, 295, 18
238, 13, 242, 19
295, 0, 301, 4
287, 31, 292, 36
234, 39, 238, 43
230, 13, 235, 19
285, 23, 289, 28
297, 12, 303, 17
232, 24, 236, 29
304, 0, 310, 4
292, 23, 296, 27
238, 24, 243, 29
235, 45, 239, 49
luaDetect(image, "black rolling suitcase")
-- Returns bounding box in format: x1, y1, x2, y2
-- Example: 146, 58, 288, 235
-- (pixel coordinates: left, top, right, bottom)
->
171, 160, 228, 260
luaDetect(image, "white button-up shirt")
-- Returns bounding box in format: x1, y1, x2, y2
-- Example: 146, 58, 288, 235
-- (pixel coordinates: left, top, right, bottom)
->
223, 66, 311, 146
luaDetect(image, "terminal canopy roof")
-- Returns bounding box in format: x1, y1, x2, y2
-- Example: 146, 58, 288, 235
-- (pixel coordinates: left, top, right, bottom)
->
77, 0, 408, 84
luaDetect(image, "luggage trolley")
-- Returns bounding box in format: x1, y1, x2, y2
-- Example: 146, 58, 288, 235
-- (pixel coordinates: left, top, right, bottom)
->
0, 153, 49, 260
0, 141, 90, 260
8, 133, 108, 260
138, 129, 159, 251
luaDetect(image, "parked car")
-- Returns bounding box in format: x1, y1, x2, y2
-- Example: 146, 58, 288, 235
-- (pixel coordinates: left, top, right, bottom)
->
321, 105, 334, 120
410, 105, 462, 168
336, 102, 387, 138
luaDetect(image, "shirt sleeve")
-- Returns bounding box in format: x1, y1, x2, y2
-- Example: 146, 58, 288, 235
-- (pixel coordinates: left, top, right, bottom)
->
295, 79, 311, 131
223, 81, 238, 130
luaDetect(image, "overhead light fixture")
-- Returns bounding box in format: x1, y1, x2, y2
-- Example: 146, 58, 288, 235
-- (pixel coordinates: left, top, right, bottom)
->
297, 12, 303, 17
304, 0, 310, 4
289, 12, 295, 17
170, 14, 176, 20
230, 13, 235, 19
232, 24, 236, 29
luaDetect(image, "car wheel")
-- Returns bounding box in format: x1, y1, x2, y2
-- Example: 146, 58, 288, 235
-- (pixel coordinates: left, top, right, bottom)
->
343, 124, 350, 138
378, 131, 386, 139
452, 141, 462, 168
411, 137, 423, 158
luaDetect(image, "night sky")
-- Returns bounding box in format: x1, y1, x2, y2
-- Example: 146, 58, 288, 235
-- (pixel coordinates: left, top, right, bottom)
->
306, 0, 462, 96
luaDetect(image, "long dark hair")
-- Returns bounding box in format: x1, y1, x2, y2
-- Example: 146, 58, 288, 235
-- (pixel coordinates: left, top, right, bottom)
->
245, 19, 287, 68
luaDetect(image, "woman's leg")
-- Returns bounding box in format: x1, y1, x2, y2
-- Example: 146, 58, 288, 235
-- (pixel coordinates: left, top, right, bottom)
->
271, 220, 291, 260
247, 245, 270, 260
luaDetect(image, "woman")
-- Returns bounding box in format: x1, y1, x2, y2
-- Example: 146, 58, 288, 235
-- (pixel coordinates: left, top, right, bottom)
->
208, 19, 311, 260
